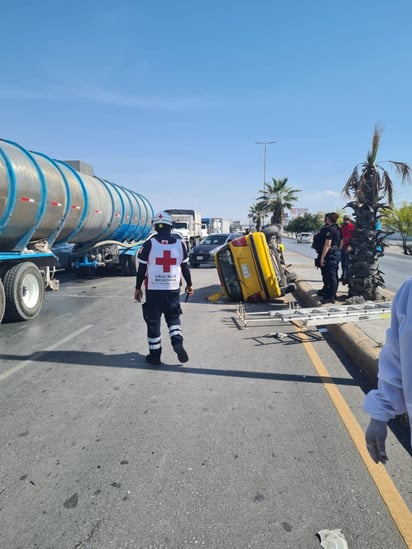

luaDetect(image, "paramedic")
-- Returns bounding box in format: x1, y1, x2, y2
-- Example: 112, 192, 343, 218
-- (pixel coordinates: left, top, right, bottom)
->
318, 212, 341, 304
363, 277, 412, 463
134, 211, 194, 365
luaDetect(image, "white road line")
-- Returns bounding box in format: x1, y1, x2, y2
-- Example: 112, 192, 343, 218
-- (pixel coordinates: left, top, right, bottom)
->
0, 324, 93, 383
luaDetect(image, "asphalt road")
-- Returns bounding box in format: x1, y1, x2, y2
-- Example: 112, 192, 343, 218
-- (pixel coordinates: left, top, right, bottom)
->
0, 267, 410, 548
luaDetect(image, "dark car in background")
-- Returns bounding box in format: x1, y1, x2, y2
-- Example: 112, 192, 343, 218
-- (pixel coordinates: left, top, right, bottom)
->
189, 232, 243, 267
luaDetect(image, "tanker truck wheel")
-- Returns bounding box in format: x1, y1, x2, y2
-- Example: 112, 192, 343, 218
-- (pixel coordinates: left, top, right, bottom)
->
120, 255, 137, 276
127, 255, 137, 276
3, 262, 45, 322
0, 280, 5, 323
120, 255, 130, 276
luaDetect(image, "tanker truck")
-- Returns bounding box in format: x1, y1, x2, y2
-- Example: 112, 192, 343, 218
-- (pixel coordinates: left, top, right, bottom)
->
0, 138, 153, 324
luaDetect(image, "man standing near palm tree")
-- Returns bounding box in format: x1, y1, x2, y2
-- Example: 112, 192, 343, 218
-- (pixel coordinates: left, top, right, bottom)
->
317, 212, 341, 304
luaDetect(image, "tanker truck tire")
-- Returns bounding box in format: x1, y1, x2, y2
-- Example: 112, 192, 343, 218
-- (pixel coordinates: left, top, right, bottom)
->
0, 281, 5, 323
120, 255, 137, 276
3, 262, 45, 322
128, 256, 137, 277
120, 255, 130, 276
129, 254, 137, 276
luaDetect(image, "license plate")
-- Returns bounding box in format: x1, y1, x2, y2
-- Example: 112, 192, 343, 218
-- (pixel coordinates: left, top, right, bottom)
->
196, 255, 203, 260
241, 263, 251, 278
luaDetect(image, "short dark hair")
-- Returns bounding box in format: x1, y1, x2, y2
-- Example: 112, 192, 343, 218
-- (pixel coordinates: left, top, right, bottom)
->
327, 212, 339, 224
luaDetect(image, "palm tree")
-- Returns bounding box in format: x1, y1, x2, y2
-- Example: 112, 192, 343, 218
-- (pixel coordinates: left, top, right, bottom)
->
342, 123, 411, 300
248, 203, 265, 231
257, 177, 300, 230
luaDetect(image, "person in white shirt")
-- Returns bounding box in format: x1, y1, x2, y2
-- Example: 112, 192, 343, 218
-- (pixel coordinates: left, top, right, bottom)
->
363, 277, 412, 463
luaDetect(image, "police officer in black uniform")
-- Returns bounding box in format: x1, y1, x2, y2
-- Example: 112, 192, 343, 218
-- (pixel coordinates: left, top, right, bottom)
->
134, 211, 193, 365
317, 211, 341, 304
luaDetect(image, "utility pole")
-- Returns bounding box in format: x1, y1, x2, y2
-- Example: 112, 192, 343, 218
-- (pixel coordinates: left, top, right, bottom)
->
255, 140, 276, 226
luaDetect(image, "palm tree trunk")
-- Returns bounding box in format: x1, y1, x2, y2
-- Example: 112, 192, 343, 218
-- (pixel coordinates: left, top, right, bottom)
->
347, 205, 383, 300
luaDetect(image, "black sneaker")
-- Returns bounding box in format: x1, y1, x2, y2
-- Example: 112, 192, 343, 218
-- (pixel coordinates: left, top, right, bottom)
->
316, 289, 325, 296
145, 354, 161, 365
173, 342, 189, 363
321, 298, 336, 304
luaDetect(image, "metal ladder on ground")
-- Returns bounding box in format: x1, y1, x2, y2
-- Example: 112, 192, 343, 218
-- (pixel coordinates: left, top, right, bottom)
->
236, 301, 393, 328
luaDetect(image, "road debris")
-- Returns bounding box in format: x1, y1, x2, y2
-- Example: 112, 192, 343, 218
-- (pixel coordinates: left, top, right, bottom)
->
316, 528, 348, 548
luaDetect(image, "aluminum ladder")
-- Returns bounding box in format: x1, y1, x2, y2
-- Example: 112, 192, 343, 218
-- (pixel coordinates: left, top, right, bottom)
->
236, 301, 392, 328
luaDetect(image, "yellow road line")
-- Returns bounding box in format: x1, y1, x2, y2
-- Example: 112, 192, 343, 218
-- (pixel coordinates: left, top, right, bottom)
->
296, 323, 412, 547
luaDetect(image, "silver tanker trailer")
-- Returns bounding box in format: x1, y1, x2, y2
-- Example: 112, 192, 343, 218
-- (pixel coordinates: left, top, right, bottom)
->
0, 138, 153, 323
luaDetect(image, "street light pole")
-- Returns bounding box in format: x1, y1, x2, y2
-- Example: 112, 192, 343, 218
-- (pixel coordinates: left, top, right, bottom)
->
256, 140, 276, 226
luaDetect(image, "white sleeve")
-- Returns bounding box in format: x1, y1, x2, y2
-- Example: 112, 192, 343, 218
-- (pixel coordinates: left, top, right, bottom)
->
363, 277, 412, 422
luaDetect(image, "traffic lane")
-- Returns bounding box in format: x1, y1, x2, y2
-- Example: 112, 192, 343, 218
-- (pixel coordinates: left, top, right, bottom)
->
308, 324, 412, 498
379, 251, 412, 293
294, 322, 412, 543
0, 272, 138, 374
0, 272, 408, 548
0, 269, 408, 548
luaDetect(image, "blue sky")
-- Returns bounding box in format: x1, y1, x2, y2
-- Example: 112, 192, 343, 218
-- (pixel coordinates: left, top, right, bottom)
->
2, 0, 412, 224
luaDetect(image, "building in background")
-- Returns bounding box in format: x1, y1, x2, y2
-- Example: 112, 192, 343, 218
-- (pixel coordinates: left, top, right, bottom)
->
284, 208, 309, 224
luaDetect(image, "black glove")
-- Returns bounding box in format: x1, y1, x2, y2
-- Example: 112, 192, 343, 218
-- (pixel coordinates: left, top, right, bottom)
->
365, 418, 388, 464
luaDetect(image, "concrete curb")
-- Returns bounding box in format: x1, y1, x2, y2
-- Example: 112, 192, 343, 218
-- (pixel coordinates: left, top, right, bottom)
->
293, 275, 394, 386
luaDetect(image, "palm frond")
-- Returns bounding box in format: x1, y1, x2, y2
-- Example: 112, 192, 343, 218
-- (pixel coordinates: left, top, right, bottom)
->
343, 200, 358, 210
381, 170, 394, 207
386, 160, 412, 184
342, 167, 360, 196
367, 123, 383, 166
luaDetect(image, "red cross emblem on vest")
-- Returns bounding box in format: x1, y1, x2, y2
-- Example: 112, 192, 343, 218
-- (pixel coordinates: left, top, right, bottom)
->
155, 250, 177, 272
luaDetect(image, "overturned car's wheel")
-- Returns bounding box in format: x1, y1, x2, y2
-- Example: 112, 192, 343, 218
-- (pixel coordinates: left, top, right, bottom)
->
3, 262, 45, 322
268, 244, 287, 287
262, 224, 282, 241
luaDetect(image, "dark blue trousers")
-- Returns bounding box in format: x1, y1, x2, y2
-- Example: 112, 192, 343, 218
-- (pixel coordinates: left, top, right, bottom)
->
142, 290, 183, 358
321, 249, 341, 300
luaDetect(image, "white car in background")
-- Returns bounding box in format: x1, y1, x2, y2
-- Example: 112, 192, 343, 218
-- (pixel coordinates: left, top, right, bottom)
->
297, 232, 313, 244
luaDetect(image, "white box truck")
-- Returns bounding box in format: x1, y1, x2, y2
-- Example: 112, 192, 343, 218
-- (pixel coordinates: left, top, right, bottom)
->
211, 218, 231, 233
164, 209, 202, 248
